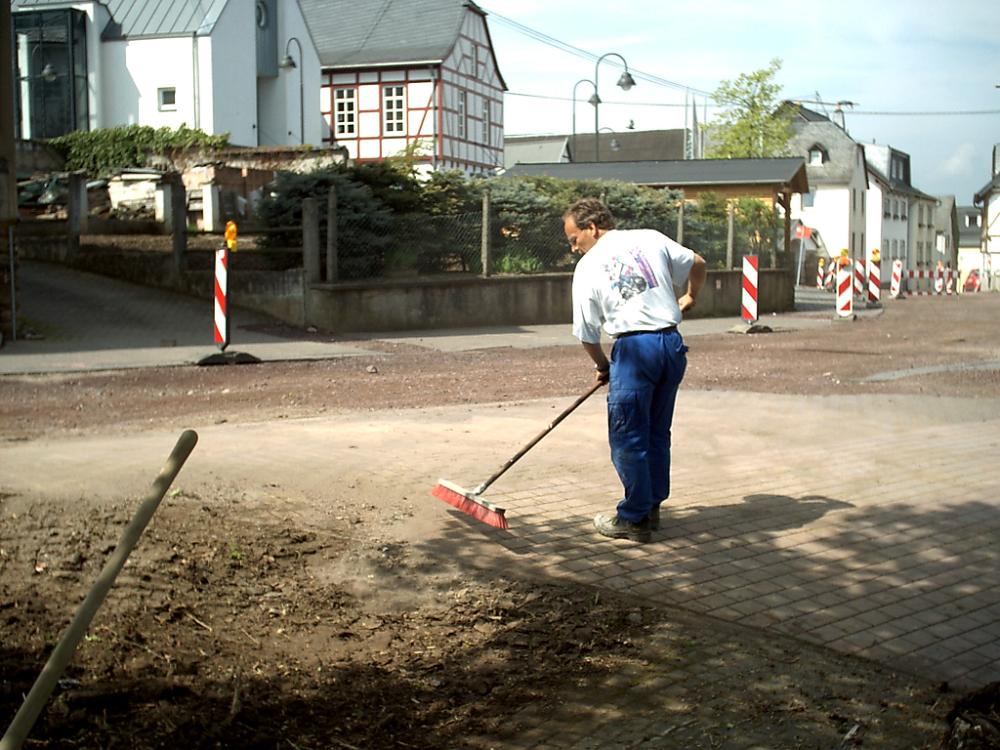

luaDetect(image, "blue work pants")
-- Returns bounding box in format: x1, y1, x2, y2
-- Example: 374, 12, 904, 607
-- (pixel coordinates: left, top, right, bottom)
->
607, 330, 688, 523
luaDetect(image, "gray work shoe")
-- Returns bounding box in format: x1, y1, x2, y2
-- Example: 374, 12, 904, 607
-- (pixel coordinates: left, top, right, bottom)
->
594, 512, 651, 543
648, 505, 660, 531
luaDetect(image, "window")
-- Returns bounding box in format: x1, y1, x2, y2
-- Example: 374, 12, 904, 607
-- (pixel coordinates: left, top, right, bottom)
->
334, 87, 355, 136
883, 197, 890, 217
801, 191, 814, 208
13, 7, 90, 138
482, 98, 490, 145
966, 214, 981, 228
900, 202, 907, 220
382, 85, 405, 134
158, 87, 176, 111
808, 146, 826, 165
457, 91, 467, 139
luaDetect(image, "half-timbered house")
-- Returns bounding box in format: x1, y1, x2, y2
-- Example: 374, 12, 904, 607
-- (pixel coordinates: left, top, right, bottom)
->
300, 0, 507, 175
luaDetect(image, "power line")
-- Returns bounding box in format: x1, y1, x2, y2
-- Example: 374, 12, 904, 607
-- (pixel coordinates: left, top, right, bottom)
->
481, 5, 714, 98
506, 90, 718, 108
847, 109, 1000, 116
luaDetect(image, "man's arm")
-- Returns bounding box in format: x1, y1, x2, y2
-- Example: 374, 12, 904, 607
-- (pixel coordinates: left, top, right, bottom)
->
678, 252, 707, 313
581, 341, 610, 384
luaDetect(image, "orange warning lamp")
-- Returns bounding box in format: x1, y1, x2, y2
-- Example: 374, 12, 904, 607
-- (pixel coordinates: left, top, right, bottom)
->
818, 257, 825, 267
837, 249, 850, 267
225, 221, 238, 251
871, 248, 881, 263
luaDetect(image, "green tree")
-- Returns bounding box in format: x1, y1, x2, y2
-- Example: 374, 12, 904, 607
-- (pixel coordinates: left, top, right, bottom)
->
705, 59, 793, 159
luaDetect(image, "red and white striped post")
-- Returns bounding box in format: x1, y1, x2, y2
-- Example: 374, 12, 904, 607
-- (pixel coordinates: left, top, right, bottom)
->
825, 260, 836, 289
741, 255, 758, 324
816, 257, 825, 289
890, 259, 903, 298
867, 249, 881, 305
853, 258, 866, 297
946, 267, 955, 295
837, 258, 853, 318
214, 221, 238, 350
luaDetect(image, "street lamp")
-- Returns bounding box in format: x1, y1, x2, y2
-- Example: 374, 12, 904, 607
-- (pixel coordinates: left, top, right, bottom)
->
599, 126, 621, 152
280, 36, 304, 145
594, 52, 635, 161
571, 78, 598, 162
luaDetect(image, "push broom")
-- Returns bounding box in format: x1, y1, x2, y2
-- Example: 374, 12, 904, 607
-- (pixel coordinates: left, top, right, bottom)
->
431, 381, 604, 529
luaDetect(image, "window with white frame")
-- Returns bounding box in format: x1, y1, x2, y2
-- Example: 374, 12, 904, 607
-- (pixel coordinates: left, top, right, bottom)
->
334, 88, 356, 136
158, 87, 177, 111
883, 197, 890, 217
801, 191, 814, 208
457, 91, 467, 139
808, 146, 826, 165
382, 85, 405, 134
482, 99, 490, 145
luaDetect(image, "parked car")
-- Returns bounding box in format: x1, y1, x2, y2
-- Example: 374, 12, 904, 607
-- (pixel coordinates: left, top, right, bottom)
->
963, 269, 981, 293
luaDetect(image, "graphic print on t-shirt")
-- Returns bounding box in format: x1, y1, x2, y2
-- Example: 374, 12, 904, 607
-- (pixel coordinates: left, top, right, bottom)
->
605, 248, 660, 302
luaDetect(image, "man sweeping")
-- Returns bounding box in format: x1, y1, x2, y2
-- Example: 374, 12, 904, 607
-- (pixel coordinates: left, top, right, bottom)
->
564, 198, 706, 543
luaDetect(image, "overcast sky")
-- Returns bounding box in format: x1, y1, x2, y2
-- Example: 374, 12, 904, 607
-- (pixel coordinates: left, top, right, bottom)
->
483, 0, 999, 204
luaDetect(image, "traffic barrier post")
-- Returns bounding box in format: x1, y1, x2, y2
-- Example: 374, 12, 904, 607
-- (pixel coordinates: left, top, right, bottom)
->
741, 255, 758, 324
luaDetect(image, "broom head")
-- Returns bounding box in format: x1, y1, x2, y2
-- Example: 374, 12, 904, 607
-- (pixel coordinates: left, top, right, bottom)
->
431, 479, 509, 530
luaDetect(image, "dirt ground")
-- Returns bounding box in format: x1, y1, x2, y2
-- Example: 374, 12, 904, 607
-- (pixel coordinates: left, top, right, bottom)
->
2, 295, 1000, 749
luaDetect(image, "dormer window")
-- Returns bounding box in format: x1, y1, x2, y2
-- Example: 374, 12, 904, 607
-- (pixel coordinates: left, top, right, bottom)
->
808, 145, 827, 166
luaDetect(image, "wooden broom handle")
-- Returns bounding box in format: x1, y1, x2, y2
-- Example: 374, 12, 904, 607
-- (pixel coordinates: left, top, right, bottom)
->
473, 382, 604, 495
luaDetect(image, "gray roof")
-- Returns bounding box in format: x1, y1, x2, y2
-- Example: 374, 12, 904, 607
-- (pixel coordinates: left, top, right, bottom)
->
957, 205, 982, 247
974, 173, 1000, 205
300, 0, 504, 84
504, 135, 569, 169
12, 0, 230, 38
788, 119, 866, 187
866, 163, 936, 202
502, 158, 809, 193
568, 129, 686, 163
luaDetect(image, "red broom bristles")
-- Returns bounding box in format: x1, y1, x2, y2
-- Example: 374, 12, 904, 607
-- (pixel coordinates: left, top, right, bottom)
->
431, 480, 509, 530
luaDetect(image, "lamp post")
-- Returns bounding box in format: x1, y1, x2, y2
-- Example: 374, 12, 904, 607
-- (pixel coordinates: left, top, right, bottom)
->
571, 78, 598, 162
279, 36, 304, 145
598, 126, 621, 153
594, 52, 635, 162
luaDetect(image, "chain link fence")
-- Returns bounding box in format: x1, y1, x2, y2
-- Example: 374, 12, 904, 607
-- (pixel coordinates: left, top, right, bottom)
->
267, 197, 783, 282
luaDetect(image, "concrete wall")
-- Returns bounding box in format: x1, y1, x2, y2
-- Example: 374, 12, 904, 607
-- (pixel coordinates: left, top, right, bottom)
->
302, 267, 794, 334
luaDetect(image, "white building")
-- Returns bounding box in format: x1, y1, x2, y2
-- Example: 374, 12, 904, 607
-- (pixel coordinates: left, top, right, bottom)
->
12, 0, 322, 147
863, 144, 941, 282
300, 0, 507, 175
787, 105, 868, 264
973, 145, 1000, 291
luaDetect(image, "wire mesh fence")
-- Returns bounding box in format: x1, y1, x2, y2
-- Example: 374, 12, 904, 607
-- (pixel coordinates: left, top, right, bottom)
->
331, 210, 575, 280
215, 191, 786, 282
321, 206, 783, 281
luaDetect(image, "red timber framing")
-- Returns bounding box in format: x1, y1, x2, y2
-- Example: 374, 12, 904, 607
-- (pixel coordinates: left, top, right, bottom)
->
319, 11, 505, 175
321, 66, 503, 174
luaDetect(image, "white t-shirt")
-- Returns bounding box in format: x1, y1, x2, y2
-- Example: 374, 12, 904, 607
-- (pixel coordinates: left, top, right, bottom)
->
572, 228, 695, 344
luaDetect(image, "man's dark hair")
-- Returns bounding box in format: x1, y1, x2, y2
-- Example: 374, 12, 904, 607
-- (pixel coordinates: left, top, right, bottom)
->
564, 198, 616, 230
